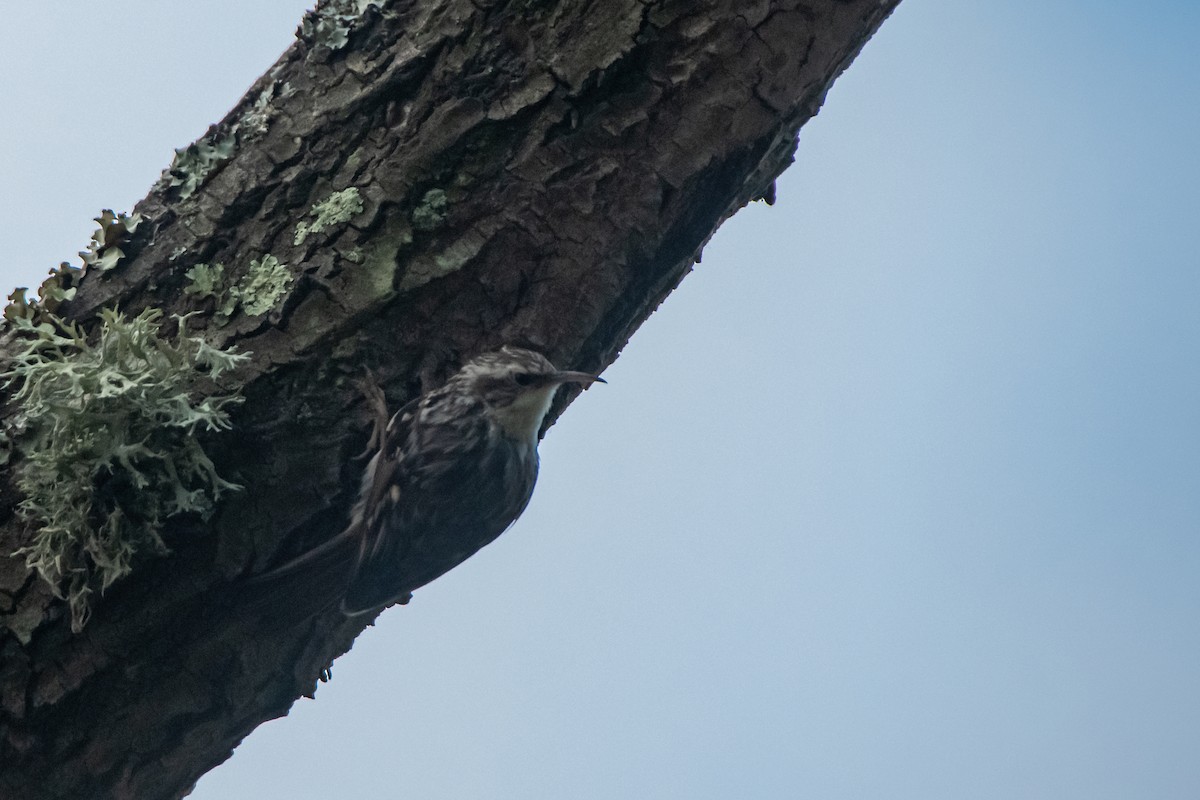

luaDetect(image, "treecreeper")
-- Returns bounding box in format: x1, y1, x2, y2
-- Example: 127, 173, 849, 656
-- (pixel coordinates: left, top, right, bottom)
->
247, 346, 603, 620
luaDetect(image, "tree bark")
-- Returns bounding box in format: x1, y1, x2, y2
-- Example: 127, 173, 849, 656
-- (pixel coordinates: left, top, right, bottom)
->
0, 1, 898, 797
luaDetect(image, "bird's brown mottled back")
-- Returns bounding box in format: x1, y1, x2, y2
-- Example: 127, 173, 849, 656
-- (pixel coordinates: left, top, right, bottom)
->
246, 347, 602, 620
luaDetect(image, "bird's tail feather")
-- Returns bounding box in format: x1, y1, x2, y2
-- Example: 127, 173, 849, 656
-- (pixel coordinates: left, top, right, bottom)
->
239, 528, 358, 627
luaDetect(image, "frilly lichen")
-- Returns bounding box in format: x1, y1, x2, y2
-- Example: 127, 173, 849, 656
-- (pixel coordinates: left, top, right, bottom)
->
294, 188, 364, 245
234, 255, 293, 316
411, 188, 448, 232
2, 210, 139, 329
183, 263, 226, 302
300, 0, 374, 51
184, 255, 293, 324
165, 131, 236, 200
79, 210, 143, 273
240, 86, 276, 141
1, 308, 247, 631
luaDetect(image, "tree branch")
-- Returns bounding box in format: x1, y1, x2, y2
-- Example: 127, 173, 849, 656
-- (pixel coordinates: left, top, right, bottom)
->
0, 1, 898, 797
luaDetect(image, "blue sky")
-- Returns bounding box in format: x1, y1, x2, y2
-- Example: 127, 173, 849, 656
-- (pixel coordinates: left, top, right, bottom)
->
2, 2, 1198, 798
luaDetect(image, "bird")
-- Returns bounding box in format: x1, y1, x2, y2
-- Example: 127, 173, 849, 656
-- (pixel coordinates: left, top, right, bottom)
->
246, 345, 603, 619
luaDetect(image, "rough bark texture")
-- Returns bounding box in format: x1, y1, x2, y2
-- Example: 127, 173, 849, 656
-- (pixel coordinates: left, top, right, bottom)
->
0, 1, 897, 797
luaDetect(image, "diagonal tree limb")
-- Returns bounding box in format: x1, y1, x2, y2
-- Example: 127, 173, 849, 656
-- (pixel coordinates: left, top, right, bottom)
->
0, 1, 899, 797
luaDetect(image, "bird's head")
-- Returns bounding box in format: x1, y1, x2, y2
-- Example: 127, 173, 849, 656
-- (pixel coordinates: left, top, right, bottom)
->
455, 346, 603, 442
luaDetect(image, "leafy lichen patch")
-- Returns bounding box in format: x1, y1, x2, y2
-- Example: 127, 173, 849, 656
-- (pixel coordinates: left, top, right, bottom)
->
240, 85, 277, 141
233, 255, 293, 316
79, 210, 143, 273
184, 263, 226, 300
4, 262, 87, 327
3, 288, 34, 326
294, 188, 364, 245
1, 308, 247, 631
184, 257, 293, 324
399, 228, 486, 293
300, 0, 373, 51
165, 131, 236, 200
411, 188, 449, 232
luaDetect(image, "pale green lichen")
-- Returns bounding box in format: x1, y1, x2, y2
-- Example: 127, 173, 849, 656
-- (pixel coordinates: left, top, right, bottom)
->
185, 262, 239, 320
399, 229, 485, 293
184, 257, 293, 323
3, 288, 35, 325
1, 308, 247, 631
232, 255, 293, 316
294, 188, 364, 245
342, 231, 409, 307
300, 0, 373, 51
240, 86, 276, 141
184, 263, 226, 300
4, 261, 87, 326
165, 131, 236, 199
411, 189, 448, 232
40, 285, 75, 308
164, 91, 276, 200
79, 210, 143, 273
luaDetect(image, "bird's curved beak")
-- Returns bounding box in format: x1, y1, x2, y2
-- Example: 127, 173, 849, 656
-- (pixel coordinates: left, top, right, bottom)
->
551, 370, 605, 387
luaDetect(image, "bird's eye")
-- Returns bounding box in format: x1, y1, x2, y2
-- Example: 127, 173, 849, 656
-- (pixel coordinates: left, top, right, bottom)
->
513, 372, 537, 386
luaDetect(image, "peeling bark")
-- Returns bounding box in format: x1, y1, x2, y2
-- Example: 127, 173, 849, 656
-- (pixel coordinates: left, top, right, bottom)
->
0, 1, 898, 797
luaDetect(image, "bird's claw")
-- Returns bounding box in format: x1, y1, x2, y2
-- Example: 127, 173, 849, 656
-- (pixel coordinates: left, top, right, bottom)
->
353, 370, 390, 459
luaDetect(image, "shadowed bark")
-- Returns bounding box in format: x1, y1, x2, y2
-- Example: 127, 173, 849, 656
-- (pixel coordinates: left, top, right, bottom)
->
0, 1, 898, 797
